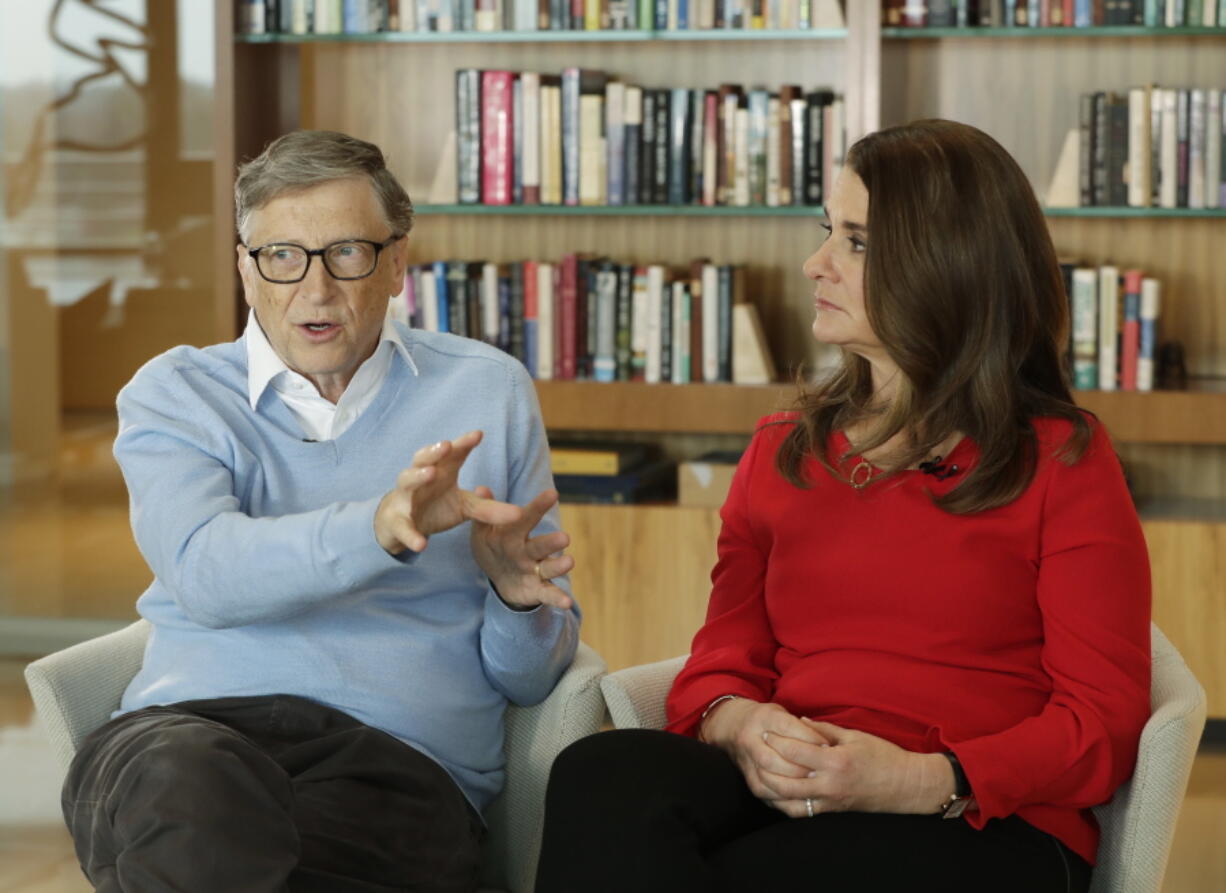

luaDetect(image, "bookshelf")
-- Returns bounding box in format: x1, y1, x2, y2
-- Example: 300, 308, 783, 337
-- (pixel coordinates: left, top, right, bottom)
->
213, 6, 1226, 707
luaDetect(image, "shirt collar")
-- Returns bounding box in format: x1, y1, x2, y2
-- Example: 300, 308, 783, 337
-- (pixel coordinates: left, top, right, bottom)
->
244, 309, 418, 411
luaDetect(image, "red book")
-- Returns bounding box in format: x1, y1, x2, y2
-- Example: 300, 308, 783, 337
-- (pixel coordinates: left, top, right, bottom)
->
481, 71, 515, 206
559, 253, 579, 380
1120, 270, 1143, 392
1062, 0, 1075, 26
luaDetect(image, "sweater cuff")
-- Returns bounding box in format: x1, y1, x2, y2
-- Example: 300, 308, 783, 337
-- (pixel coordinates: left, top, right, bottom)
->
329, 497, 419, 589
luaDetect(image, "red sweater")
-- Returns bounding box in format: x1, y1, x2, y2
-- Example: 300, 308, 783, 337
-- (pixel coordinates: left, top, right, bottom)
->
665, 412, 1152, 865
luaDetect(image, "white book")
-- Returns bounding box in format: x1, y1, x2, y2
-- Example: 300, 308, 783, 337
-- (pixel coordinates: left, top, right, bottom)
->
1098, 266, 1119, 392
397, 0, 417, 30
672, 281, 689, 384
536, 263, 554, 380
1205, 1, 1218, 25
481, 263, 499, 343
1138, 278, 1161, 393
1189, 89, 1207, 210
1127, 88, 1152, 208
645, 265, 664, 384
631, 268, 649, 377
421, 270, 440, 333
702, 264, 719, 383
291, 0, 311, 33
1159, 89, 1179, 209
1071, 268, 1098, 390
579, 94, 605, 206
1165, 0, 1179, 26
766, 96, 781, 208
521, 73, 541, 202
1206, 90, 1222, 209
734, 107, 751, 207
516, 0, 538, 30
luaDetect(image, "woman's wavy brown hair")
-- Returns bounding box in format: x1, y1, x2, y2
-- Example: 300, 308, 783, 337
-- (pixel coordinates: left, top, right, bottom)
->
776, 119, 1090, 514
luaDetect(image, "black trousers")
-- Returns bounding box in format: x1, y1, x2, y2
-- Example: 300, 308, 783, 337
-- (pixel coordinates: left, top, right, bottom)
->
535, 729, 1092, 893
62, 695, 484, 893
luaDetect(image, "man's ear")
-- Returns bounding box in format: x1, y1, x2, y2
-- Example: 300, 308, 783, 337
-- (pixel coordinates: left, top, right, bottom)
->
236, 243, 255, 307
387, 234, 409, 289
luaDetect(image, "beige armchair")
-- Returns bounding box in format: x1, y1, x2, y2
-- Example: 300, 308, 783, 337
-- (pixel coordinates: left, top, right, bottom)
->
600, 623, 1206, 893
25, 619, 607, 893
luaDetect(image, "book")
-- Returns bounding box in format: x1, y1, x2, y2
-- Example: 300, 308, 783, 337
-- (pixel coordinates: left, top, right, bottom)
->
606, 81, 626, 205
521, 72, 542, 205
732, 302, 776, 384
1097, 265, 1119, 391
624, 87, 643, 206
456, 70, 482, 204
1120, 270, 1143, 391
481, 71, 515, 205
1137, 277, 1161, 393
554, 458, 677, 504
593, 262, 618, 382
536, 262, 555, 380
549, 441, 655, 475
615, 264, 634, 381
1070, 267, 1098, 389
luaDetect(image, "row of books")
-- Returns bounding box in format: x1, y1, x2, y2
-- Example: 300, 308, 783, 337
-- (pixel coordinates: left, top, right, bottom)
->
239, 0, 844, 32
884, 0, 1226, 27
1062, 263, 1164, 391
455, 69, 846, 207
387, 256, 777, 384
1075, 86, 1225, 209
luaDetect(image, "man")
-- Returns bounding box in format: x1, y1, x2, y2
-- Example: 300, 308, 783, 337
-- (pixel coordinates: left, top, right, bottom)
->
61, 130, 580, 892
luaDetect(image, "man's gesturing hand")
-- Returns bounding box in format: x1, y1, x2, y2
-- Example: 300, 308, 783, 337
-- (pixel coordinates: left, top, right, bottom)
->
374, 431, 522, 555
470, 485, 575, 611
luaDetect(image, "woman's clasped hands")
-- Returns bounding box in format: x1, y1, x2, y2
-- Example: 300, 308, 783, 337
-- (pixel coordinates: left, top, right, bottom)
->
700, 698, 953, 819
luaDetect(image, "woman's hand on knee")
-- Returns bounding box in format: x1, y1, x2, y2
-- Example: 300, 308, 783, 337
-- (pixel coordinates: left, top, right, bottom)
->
700, 699, 833, 801
758, 720, 952, 817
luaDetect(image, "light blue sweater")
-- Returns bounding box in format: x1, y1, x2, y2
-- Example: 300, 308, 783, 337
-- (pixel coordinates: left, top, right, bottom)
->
113, 323, 579, 813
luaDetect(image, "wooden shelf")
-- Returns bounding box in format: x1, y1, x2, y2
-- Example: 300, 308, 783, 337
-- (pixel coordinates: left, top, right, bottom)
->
1075, 388, 1226, 444
535, 381, 795, 434
882, 26, 1226, 38
236, 28, 847, 44
536, 380, 1226, 443
1045, 207, 1226, 218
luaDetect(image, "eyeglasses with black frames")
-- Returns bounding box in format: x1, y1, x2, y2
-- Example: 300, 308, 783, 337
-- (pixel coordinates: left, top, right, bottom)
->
245, 234, 404, 284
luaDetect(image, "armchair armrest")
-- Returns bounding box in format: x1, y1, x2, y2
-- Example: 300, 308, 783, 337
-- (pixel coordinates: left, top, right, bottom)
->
482, 641, 608, 893
23, 620, 151, 773
600, 655, 686, 731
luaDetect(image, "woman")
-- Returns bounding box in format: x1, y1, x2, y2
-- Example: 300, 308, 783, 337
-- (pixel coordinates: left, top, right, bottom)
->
534, 120, 1151, 893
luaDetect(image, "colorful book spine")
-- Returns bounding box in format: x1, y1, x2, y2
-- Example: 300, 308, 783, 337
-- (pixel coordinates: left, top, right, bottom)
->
1120, 270, 1143, 391
481, 71, 515, 205
1137, 277, 1161, 393
536, 262, 555, 380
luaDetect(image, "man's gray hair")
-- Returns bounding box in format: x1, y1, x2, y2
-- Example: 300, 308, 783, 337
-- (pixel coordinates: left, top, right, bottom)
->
235, 130, 414, 243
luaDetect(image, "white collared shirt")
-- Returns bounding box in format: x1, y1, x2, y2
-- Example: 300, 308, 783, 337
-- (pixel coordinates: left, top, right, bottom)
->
245, 309, 417, 441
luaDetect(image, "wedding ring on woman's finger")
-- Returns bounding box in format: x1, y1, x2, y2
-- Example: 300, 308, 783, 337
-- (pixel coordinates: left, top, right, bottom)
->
806, 798, 814, 818
535, 562, 546, 581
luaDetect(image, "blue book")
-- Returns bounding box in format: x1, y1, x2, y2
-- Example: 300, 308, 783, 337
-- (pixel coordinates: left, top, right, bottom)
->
432, 260, 450, 334
342, 0, 365, 31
